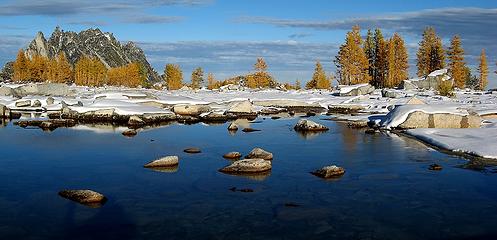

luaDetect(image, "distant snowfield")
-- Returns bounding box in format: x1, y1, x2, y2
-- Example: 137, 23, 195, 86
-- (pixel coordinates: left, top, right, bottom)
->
2, 82, 497, 159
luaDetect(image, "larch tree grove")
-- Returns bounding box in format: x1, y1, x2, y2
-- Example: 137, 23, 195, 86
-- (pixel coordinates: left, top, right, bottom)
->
164, 64, 183, 90
416, 27, 445, 77
385, 33, 409, 88
478, 49, 488, 90
74, 56, 107, 87
447, 35, 467, 88
335, 25, 371, 85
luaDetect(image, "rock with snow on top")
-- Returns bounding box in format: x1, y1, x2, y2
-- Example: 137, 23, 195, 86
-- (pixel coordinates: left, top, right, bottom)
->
294, 119, 329, 131
312, 165, 345, 178
228, 122, 238, 131
227, 100, 254, 114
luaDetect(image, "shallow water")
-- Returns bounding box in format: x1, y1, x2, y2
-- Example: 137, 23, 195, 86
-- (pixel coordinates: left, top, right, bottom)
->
1, 117, 497, 240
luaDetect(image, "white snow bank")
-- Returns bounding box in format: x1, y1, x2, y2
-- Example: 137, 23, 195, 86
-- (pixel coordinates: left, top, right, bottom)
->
381, 104, 469, 129
68, 100, 172, 115
407, 128, 497, 159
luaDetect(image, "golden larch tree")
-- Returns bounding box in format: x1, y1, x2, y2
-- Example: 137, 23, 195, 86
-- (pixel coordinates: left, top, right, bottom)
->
335, 25, 371, 85
417, 27, 445, 77
246, 57, 274, 88
478, 49, 488, 90
55, 53, 74, 83
306, 60, 330, 89
164, 64, 183, 90
207, 73, 219, 90
13, 50, 30, 82
447, 35, 467, 88
385, 33, 409, 88
75, 56, 107, 86
29, 54, 49, 82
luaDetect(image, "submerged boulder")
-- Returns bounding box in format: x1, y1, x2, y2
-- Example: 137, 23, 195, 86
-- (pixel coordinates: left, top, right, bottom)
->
144, 156, 179, 168
311, 165, 345, 178
245, 148, 273, 160
294, 119, 329, 131
184, 147, 201, 154
58, 189, 106, 205
219, 159, 272, 173
122, 129, 137, 137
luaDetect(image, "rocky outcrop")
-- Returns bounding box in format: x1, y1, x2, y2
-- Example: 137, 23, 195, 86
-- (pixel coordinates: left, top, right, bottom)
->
15, 119, 76, 130
294, 119, 329, 132
219, 159, 272, 173
311, 165, 345, 178
245, 148, 273, 160
2, 27, 160, 82
58, 189, 106, 206
382, 89, 406, 98
227, 100, 255, 116
144, 156, 179, 168
328, 104, 366, 114
402, 69, 453, 90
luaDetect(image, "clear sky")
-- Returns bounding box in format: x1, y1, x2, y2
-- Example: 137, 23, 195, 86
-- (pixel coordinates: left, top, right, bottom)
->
1, 0, 496, 87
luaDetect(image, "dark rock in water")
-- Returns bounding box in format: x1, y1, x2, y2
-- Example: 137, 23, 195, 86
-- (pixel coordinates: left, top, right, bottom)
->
223, 152, 242, 159
122, 129, 137, 137
14, 27, 161, 83
429, 164, 443, 171
288, 111, 295, 116
219, 159, 272, 173
14, 119, 76, 130
242, 128, 261, 133
144, 156, 179, 168
347, 120, 368, 129
229, 187, 254, 192
58, 189, 106, 206
312, 165, 345, 178
227, 122, 238, 131
305, 112, 316, 117
245, 148, 273, 160
294, 119, 329, 132
271, 116, 281, 120
184, 147, 201, 154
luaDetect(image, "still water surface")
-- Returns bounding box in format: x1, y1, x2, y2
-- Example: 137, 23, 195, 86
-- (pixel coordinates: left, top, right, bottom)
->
1, 117, 497, 240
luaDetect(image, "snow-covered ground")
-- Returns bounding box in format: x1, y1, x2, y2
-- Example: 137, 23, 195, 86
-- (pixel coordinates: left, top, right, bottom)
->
2, 82, 497, 160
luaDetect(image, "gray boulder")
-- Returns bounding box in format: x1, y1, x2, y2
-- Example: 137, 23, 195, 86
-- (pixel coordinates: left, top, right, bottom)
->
32, 100, 42, 107
227, 100, 254, 114
245, 148, 273, 160
219, 159, 272, 173
381, 89, 406, 98
398, 111, 481, 129
15, 100, 31, 107
46, 97, 55, 105
173, 104, 211, 116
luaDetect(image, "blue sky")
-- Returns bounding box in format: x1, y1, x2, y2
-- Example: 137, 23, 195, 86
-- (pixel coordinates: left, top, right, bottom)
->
1, 0, 496, 87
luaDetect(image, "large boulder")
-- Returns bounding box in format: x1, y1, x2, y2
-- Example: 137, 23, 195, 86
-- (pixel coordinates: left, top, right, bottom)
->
144, 156, 179, 168
227, 100, 254, 114
245, 148, 273, 160
382, 105, 481, 129
219, 159, 272, 173
294, 119, 329, 131
173, 104, 210, 116
337, 84, 375, 97
58, 189, 106, 205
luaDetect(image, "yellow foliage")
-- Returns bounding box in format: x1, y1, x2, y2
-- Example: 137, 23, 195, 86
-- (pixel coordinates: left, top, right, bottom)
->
13, 50, 30, 82
74, 56, 108, 87
164, 64, 183, 90
335, 25, 371, 85
108, 62, 144, 87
